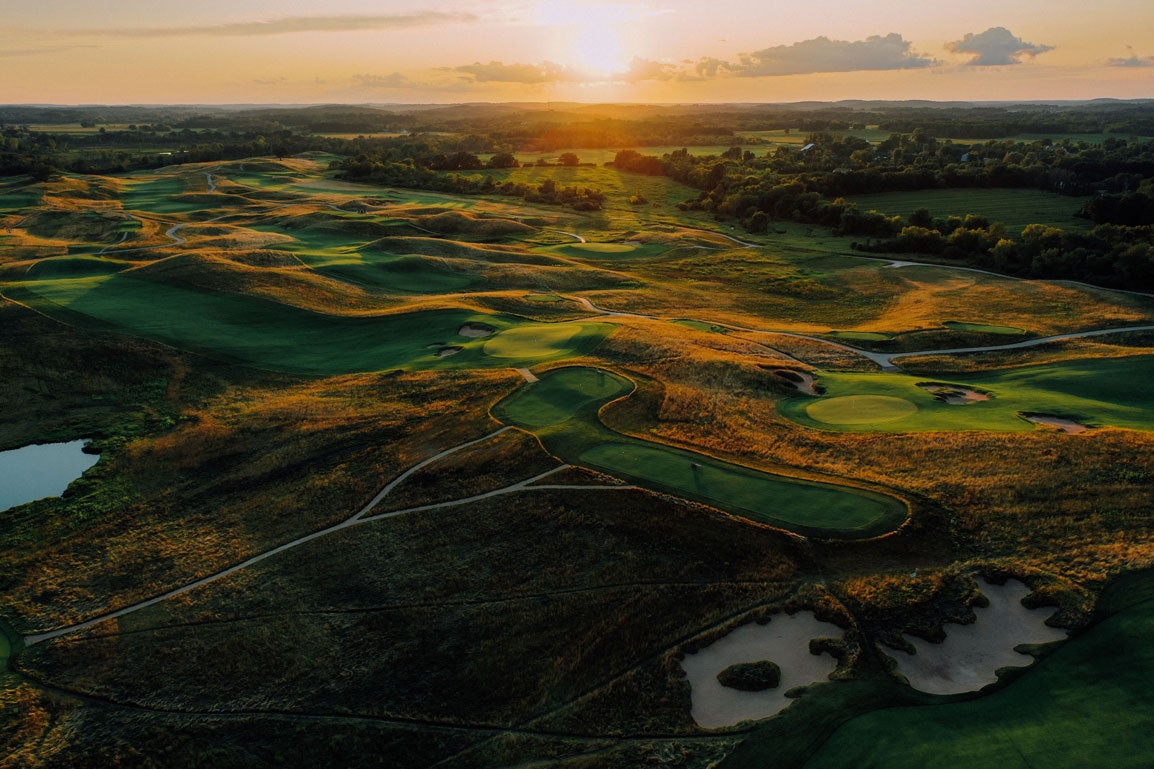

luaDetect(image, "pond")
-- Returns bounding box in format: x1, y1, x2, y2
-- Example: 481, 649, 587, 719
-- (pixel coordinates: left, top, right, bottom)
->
0, 440, 99, 511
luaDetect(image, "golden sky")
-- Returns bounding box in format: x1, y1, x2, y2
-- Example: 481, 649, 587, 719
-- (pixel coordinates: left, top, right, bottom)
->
2, 0, 1153, 103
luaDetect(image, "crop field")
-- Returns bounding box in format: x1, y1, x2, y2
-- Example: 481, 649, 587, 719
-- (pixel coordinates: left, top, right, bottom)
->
848, 188, 1093, 232
3, 149, 1154, 769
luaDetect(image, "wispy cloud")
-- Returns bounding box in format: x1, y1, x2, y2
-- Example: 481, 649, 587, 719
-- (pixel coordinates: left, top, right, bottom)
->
945, 27, 1054, 66
720, 34, 938, 77
353, 72, 419, 90
453, 61, 582, 84
0, 44, 99, 57
1107, 47, 1154, 67
44, 13, 476, 38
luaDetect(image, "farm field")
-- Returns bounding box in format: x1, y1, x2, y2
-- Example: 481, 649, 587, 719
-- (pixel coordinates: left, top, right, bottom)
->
2, 146, 1154, 769
849, 188, 1093, 232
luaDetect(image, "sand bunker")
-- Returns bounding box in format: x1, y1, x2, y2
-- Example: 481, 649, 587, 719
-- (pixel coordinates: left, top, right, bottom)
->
458, 322, 496, 338
436, 346, 462, 358
680, 612, 842, 728
887, 578, 1067, 695
917, 382, 992, 405
1023, 413, 1091, 434
775, 369, 819, 396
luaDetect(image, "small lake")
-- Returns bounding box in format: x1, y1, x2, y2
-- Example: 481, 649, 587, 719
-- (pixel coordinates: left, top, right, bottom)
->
0, 440, 99, 512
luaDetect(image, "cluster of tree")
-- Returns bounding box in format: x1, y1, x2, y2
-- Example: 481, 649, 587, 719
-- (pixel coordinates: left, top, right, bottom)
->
858, 217, 1154, 290
335, 155, 604, 210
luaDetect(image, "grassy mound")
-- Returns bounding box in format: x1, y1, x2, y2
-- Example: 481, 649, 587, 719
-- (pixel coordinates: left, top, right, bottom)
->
717, 660, 782, 691
416, 211, 534, 240
24, 256, 129, 281
5, 271, 610, 375
807, 396, 919, 425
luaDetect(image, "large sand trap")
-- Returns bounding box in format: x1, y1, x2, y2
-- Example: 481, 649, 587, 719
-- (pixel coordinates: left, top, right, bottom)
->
458, 322, 496, 338
917, 382, 992, 405
436, 346, 462, 358
680, 612, 842, 728
1023, 413, 1091, 434
774, 369, 819, 396
887, 578, 1067, 695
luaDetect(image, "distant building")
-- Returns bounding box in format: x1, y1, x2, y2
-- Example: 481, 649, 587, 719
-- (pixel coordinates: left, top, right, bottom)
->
799, 143, 816, 153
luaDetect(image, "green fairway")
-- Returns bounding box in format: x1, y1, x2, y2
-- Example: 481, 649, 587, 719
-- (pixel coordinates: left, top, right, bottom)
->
780, 356, 1154, 432
801, 570, 1154, 769
493, 366, 634, 429
4, 273, 611, 375
943, 321, 1025, 336
847, 188, 1092, 233
674, 319, 730, 334
827, 331, 894, 342
483, 324, 590, 359
24, 256, 131, 281
121, 177, 215, 214
495, 367, 907, 538
580, 441, 904, 536
301, 252, 479, 293
544, 242, 670, 260
807, 396, 918, 425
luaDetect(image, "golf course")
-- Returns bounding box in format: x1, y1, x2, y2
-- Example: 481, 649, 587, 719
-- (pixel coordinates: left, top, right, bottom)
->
3, 111, 1154, 769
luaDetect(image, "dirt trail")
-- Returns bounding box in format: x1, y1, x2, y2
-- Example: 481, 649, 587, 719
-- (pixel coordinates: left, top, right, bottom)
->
21, 429, 633, 647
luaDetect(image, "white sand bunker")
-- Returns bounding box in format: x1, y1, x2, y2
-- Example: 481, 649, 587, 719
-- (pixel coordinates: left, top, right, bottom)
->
458, 322, 496, 338
436, 346, 462, 358
680, 612, 842, 729
887, 578, 1067, 695
775, 369, 819, 396
917, 382, 992, 405
1022, 413, 1091, 434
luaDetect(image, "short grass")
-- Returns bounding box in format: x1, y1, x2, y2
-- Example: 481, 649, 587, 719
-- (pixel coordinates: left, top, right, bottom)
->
800, 570, 1154, 769
121, 177, 214, 214
806, 396, 919, 425
943, 321, 1025, 336
542, 242, 670, 261
299, 251, 479, 294
24, 256, 131, 281
673, 319, 730, 334
847, 189, 1092, 233
495, 367, 907, 538
827, 331, 894, 342
4, 273, 611, 376
780, 356, 1154, 432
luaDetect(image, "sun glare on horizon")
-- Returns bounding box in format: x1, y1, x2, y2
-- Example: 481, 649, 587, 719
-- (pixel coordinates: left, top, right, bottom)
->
537, 0, 637, 79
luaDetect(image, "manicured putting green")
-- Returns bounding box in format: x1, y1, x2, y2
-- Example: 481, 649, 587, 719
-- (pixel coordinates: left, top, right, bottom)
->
807, 396, 918, 425
5, 273, 611, 376
781, 356, 1154, 433
484, 324, 586, 359
495, 367, 907, 538
802, 570, 1154, 769
944, 321, 1025, 336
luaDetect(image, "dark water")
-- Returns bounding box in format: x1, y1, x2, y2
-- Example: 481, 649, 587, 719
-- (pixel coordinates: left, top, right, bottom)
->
0, 440, 99, 511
